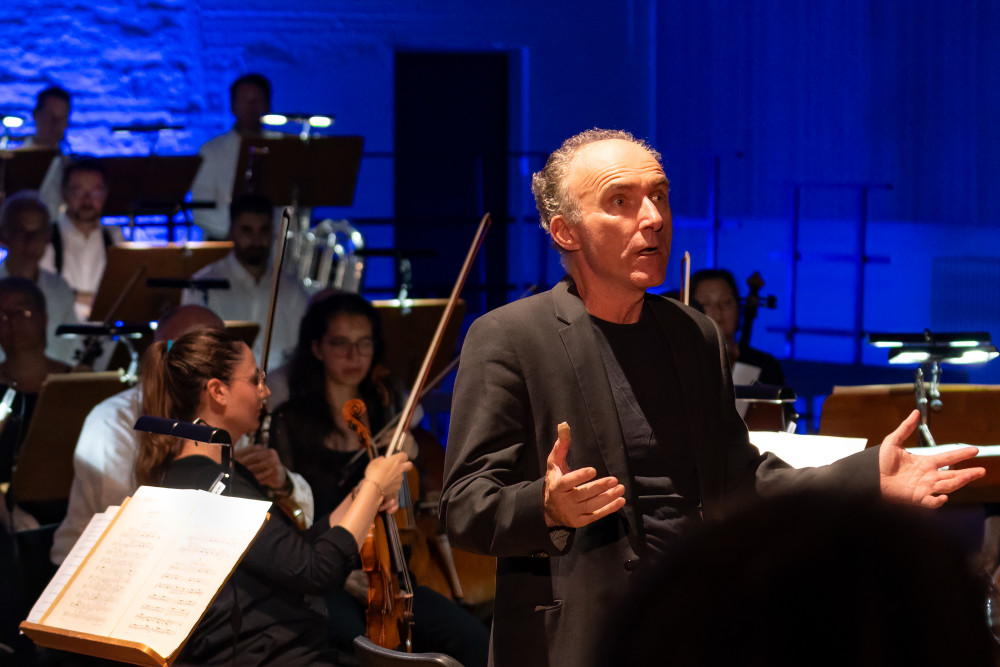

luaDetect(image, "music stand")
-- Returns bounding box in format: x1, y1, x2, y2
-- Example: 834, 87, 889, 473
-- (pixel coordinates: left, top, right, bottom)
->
373, 299, 466, 389
8, 372, 130, 504
90, 242, 232, 322
225, 320, 260, 351
232, 136, 364, 207
0, 148, 58, 197
101, 155, 202, 217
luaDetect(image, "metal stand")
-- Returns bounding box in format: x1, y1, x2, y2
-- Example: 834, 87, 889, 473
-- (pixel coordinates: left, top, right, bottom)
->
914, 360, 943, 447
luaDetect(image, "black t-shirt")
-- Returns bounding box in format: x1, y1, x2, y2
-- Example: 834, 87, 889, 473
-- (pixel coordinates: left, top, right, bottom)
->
592, 303, 702, 559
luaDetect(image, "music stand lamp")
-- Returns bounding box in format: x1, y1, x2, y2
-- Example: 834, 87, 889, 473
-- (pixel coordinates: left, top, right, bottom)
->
869, 330, 999, 446
56, 322, 150, 383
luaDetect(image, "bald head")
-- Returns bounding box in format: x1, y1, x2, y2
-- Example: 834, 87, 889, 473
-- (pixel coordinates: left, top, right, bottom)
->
154, 305, 224, 342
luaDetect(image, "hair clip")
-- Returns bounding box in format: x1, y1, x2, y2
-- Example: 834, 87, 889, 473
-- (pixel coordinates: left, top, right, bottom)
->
166, 339, 174, 352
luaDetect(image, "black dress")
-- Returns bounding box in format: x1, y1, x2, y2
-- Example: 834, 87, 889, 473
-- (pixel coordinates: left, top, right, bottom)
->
161, 455, 359, 667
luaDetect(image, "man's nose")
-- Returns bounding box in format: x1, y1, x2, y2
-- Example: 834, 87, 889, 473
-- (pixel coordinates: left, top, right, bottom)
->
638, 197, 663, 230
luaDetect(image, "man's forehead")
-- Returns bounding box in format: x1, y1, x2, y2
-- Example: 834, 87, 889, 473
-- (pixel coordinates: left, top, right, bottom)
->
568, 139, 666, 195
233, 213, 271, 232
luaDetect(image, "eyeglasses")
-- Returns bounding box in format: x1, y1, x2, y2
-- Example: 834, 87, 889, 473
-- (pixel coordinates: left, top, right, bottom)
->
324, 337, 375, 358
242, 368, 266, 390
0, 308, 33, 323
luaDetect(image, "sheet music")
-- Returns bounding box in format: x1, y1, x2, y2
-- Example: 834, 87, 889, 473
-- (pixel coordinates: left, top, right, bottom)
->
39, 486, 270, 659
26, 507, 120, 625
113, 491, 270, 658
749, 431, 868, 469
733, 362, 762, 418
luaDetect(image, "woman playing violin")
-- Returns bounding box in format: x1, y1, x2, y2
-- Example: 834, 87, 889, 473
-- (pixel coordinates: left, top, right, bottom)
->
271, 292, 488, 667
137, 327, 411, 666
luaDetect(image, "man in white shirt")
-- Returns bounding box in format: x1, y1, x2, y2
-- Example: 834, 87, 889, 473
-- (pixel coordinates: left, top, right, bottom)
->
0, 192, 78, 364
182, 193, 308, 366
51, 304, 315, 564
39, 158, 124, 321
21, 86, 71, 218
190, 73, 276, 240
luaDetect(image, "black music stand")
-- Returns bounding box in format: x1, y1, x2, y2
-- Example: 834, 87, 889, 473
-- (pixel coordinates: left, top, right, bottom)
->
232, 136, 364, 207
0, 148, 58, 197
101, 155, 202, 218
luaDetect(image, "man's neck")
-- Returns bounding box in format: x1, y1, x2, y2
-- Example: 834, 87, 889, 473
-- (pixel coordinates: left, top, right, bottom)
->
235, 123, 263, 139
3, 260, 40, 282
68, 216, 100, 237
1, 351, 52, 391
573, 275, 645, 324
235, 256, 268, 283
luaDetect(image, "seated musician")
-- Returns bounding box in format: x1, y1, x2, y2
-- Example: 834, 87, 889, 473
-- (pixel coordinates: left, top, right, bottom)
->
0, 277, 71, 525
138, 327, 411, 666
690, 267, 785, 386
271, 291, 489, 667
51, 305, 315, 565
39, 158, 124, 322
0, 192, 78, 365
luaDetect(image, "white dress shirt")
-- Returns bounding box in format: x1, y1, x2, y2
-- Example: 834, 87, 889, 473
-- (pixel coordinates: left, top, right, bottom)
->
39, 214, 124, 321
190, 128, 283, 239
181, 253, 309, 367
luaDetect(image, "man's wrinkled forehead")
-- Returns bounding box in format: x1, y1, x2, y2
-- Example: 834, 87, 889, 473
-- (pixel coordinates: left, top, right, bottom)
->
568, 139, 667, 199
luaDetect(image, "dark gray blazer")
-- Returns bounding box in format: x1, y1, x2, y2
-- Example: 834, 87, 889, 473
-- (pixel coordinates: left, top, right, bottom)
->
440, 278, 879, 667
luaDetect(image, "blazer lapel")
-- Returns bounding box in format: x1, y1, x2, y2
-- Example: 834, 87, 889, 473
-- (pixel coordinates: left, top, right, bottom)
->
552, 280, 641, 540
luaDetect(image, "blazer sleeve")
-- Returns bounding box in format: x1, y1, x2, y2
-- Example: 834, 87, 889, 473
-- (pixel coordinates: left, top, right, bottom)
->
440, 312, 566, 558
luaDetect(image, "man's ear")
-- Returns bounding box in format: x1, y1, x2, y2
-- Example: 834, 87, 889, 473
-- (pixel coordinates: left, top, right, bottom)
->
205, 377, 229, 407
550, 215, 580, 252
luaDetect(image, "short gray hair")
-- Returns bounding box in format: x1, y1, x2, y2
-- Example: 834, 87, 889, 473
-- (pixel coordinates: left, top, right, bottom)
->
530, 129, 662, 238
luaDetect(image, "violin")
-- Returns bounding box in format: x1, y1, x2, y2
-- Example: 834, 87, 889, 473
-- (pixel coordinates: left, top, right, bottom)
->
343, 398, 415, 652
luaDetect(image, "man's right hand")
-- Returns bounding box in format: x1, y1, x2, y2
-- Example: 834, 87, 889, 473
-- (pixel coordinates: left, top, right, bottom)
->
543, 422, 626, 528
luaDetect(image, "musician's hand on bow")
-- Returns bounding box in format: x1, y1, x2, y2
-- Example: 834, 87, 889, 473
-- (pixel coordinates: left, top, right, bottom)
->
879, 410, 985, 508
236, 444, 288, 491
364, 452, 413, 501
543, 422, 626, 528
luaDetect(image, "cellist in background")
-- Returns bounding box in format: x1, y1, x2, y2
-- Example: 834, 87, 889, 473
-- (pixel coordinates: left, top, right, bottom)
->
270, 291, 488, 666
690, 268, 785, 386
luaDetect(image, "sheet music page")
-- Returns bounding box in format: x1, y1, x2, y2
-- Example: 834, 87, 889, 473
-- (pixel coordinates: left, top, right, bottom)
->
112, 491, 270, 659
26, 507, 120, 625
41, 487, 198, 638
749, 431, 868, 469
40, 486, 270, 658
732, 362, 762, 418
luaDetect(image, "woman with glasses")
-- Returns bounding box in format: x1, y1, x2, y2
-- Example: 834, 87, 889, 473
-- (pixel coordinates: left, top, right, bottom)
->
0, 277, 70, 503
271, 292, 488, 667
137, 327, 412, 666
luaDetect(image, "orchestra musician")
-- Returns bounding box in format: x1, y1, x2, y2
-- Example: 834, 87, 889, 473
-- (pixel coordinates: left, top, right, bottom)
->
439, 128, 986, 667
51, 305, 316, 565
39, 157, 123, 322
21, 85, 71, 218
270, 291, 489, 666
690, 267, 784, 386
0, 192, 77, 365
137, 326, 411, 666
190, 73, 278, 241
0, 277, 70, 523
181, 193, 309, 366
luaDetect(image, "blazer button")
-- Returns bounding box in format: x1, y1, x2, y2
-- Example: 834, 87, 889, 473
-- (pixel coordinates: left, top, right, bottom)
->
624, 559, 637, 573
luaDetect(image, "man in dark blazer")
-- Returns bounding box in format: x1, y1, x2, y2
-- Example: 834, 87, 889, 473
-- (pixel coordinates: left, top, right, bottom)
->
439, 129, 983, 667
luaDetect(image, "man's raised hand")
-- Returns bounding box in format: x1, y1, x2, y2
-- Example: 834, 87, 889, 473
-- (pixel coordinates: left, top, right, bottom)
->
543, 422, 626, 528
879, 410, 986, 508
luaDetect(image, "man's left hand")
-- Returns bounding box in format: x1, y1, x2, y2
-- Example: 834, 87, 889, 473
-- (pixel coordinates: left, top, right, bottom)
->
236, 444, 288, 491
879, 410, 986, 508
